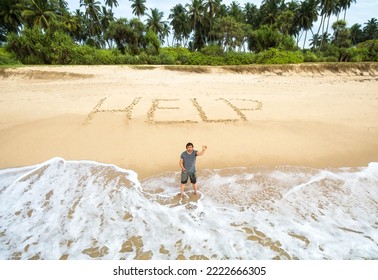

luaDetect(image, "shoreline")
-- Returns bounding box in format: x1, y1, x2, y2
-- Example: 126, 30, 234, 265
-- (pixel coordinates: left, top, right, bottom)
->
1, 62, 378, 76
1, 65, 378, 179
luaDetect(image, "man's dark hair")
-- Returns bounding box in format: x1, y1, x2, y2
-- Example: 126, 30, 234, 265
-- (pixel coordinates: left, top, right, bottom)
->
186, 142, 194, 148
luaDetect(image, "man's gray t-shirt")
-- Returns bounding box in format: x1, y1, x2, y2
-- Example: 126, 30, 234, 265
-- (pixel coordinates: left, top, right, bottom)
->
180, 150, 197, 173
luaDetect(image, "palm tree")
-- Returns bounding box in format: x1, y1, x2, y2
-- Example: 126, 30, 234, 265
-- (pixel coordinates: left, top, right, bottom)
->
63, 13, 80, 37
80, 0, 101, 22
244, 2, 259, 29
309, 33, 321, 50
105, 0, 119, 10
204, 0, 220, 20
146, 8, 167, 43
70, 9, 88, 44
22, 0, 58, 29
276, 8, 297, 37
169, 4, 191, 46
228, 1, 244, 23
161, 22, 171, 46
55, 0, 69, 16
80, 0, 103, 44
186, 0, 205, 51
363, 18, 378, 41
297, 0, 319, 49
317, 0, 338, 37
204, 0, 221, 44
316, 0, 339, 51
0, 0, 24, 33
320, 32, 330, 50
100, 6, 114, 31
339, 0, 355, 21
130, 0, 147, 20
259, 0, 285, 26
349, 23, 363, 45
100, 5, 114, 47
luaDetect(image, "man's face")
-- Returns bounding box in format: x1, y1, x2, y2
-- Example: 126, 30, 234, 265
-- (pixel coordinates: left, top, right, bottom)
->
186, 145, 193, 153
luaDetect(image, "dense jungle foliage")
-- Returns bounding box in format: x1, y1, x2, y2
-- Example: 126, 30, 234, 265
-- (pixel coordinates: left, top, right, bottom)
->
1, 0, 377, 65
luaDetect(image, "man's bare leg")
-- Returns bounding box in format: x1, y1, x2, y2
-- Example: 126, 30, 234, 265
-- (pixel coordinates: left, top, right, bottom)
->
193, 183, 197, 195
180, 184, 186, 197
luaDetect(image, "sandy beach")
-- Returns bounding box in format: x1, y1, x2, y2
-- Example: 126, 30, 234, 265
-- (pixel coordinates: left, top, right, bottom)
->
1, 64, 378, 260
1, 64, 378, 179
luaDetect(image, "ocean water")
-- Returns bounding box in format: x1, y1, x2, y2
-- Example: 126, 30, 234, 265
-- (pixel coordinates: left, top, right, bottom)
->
0, 158, 377, 260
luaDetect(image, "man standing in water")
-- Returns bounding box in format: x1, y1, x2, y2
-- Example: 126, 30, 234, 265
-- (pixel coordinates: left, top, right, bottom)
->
179, 142, 207, 197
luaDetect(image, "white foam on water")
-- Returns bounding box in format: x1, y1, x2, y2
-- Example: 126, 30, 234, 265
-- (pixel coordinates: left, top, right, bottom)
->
0, 158, 377, 260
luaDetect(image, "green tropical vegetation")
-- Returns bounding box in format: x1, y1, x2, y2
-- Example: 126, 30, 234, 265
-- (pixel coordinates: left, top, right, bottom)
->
0, 0, 377, 65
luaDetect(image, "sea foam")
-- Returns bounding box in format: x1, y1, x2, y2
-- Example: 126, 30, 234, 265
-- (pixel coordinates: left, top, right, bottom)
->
0, 158, 377, 260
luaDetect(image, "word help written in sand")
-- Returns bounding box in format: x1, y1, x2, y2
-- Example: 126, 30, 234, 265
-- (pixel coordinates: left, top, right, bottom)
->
84, 97, 263, 125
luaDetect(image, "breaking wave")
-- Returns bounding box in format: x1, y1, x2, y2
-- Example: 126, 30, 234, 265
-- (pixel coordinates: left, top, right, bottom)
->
0, 158, 377, 260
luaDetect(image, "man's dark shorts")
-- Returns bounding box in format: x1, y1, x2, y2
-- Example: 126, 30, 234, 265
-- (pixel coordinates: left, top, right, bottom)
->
181, 172, 196, 184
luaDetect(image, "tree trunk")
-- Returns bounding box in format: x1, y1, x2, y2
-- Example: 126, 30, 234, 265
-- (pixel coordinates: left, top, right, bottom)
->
303, 30, 308, 50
